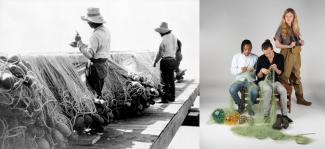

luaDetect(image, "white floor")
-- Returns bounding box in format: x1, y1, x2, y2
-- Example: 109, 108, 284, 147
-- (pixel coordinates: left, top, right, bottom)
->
200, 83, 325, 149
167, 126, 199, 149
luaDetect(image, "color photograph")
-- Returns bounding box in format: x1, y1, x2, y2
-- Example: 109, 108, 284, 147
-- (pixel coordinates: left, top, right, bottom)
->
201, 0, 325, 148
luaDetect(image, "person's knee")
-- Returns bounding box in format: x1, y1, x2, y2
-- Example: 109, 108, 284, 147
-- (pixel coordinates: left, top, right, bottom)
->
262, 86, 272, 95
250, 86, 258, 95
229, 85, 238, 95
278, 85, 287, 95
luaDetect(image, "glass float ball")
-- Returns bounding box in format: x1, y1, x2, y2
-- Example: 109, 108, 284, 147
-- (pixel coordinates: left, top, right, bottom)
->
212, 109, 225, 124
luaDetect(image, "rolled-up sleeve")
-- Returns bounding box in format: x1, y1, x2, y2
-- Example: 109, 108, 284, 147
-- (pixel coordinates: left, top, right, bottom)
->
78, 34, 99, 59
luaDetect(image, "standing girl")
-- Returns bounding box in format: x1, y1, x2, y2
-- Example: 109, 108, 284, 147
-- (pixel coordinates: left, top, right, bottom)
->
274, 8, 312, 106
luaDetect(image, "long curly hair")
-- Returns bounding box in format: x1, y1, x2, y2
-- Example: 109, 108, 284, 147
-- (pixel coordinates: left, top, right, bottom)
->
280, 8, 300, 38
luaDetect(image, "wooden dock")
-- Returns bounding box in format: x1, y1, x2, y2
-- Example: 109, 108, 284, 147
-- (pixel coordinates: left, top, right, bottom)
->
70, 79, 199, 149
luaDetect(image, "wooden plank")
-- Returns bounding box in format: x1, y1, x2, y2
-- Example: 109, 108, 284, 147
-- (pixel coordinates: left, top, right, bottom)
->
69, 135, 101, 146
150, 82, 199, 149
70, 80, 199, 149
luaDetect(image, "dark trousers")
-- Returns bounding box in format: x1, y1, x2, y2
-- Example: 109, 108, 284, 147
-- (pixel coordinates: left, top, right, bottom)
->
175, 51, 182, 73
160, 57, 176, 102
86, 59, 108, 97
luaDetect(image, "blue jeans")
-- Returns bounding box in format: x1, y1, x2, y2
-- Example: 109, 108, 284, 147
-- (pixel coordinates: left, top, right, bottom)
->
229, 80, 258, 105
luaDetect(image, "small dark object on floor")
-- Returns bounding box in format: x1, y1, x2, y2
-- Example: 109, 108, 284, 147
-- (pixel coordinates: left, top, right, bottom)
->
272, 114, 283, 130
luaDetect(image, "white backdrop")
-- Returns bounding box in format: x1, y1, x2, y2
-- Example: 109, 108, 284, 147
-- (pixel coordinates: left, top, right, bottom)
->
201, 0, 325, 86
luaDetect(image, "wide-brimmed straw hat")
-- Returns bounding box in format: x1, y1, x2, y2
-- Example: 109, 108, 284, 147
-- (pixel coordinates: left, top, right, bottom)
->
155, 22, 171, 34
81, 7, 106, 24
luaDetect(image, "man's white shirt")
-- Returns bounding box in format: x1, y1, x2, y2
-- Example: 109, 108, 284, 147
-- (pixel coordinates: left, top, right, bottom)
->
231, 52, 258, 82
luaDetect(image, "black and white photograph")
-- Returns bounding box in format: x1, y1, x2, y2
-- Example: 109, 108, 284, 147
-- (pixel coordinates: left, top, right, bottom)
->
0, 0, 199, 149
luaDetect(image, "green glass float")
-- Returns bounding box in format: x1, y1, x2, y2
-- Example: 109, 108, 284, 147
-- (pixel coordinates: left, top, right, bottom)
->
212, 109, 225, 124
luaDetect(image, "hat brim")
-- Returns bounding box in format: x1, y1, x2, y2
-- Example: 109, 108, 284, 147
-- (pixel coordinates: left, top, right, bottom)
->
155, 28, 171, 34
81, 16, 106, 24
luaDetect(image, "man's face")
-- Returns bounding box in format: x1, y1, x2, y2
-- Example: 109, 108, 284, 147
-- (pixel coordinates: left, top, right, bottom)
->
263, 47, 273, 59
285, 12, 294, 26
88, 22, 96, 28
242, 44, 252, 56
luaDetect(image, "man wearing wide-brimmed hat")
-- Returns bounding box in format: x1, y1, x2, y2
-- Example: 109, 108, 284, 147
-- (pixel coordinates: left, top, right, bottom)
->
71, 7, 111, 134
153, 22, 178, 103
72, 7, 110, 98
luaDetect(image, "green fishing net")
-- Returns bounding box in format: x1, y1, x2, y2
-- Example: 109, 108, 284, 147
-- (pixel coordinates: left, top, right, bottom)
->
209, 69, 314, 145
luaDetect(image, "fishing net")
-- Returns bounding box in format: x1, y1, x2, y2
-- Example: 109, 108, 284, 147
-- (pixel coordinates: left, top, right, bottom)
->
109, 51, 161, 88
1, 51, 164, 148
67, 52, 160, 119
209, 68, 314, 145
101, 59, 158, 119
23, 55, 97, 120
0, 55, 72, 149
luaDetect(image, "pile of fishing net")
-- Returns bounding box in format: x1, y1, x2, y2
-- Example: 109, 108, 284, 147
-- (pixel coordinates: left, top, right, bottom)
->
109, 51, 161, 88
208, 69, 314, 145
99, 59, 161, 119
0, 55, 74, 149
22, 55, 111, 136
0, 51, 163, 148
69, 52, 162, 119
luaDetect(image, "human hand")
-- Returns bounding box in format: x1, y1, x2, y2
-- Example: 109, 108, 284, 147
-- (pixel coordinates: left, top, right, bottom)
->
270, 64, 277, 70
241, 67, 248, 72
75, 32, 81, 42
261, 68, 270, 75
289, 42, 296, 48
87, 60, 93, 68
299, 40, 304, 46
70, 41, 77, 48
247, 67, 254, 72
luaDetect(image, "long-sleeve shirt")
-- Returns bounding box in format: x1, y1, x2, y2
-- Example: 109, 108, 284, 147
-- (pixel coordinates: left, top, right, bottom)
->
231, 52, 258, 82
154, 33, 178, 63
78, 25, 111, 59
255, 52, 284, 83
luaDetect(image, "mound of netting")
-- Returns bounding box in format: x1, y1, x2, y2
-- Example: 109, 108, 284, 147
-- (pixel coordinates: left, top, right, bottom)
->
69, 52, 161, 119
1, 51, 164, 148
0, 55, 73, 149
22, 55, 114, 136
109, 51, 161, 88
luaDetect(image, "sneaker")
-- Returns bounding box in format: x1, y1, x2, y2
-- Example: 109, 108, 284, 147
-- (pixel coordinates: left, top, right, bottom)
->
272, 114, 283, 130
283, 115, 293, 123
282, 115, 289, 129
